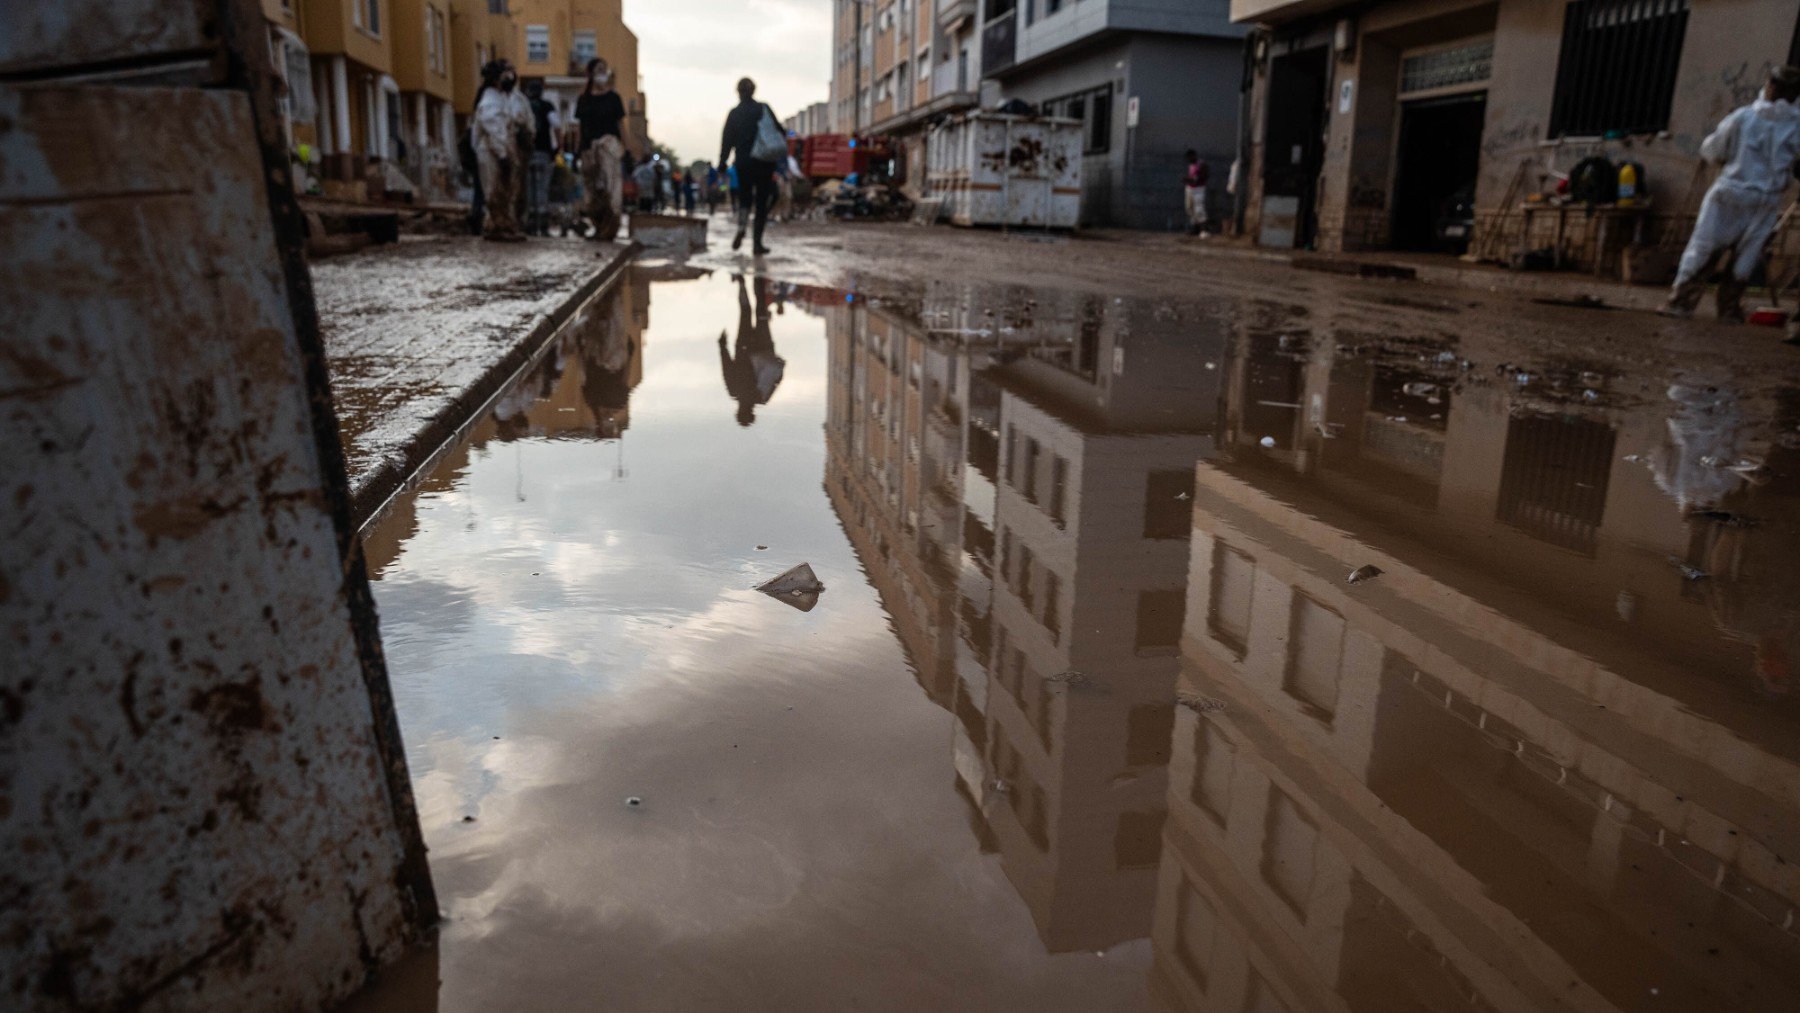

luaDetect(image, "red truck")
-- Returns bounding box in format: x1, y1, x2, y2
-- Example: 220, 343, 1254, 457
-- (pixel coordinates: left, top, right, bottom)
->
788, 134, 892, 182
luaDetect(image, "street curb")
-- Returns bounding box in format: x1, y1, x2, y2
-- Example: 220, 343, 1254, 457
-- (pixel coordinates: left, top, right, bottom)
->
349, 241, 641, 530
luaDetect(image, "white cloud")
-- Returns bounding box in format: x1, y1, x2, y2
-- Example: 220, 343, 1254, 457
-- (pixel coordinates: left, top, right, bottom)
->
626, 0, 833, 164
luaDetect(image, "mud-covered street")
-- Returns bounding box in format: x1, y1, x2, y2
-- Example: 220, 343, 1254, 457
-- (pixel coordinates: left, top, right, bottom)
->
339, 226, 1800, 1010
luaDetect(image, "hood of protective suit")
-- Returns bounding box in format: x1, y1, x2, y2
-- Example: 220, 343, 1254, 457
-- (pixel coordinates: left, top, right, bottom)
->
1707, 95, 1800, 195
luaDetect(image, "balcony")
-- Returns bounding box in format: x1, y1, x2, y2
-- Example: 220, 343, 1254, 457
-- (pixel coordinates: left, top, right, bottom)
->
981, 10, 1015, 76
937, 0, 976, 33
1229, 0, 1355, 25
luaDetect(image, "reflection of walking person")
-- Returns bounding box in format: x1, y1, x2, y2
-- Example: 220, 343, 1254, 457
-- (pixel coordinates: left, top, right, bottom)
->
719, 77, 782, 255
718, 274, 785, 426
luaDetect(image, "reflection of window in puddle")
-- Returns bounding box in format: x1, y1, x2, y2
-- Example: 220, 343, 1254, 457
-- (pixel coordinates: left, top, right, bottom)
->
1209, 541, 1255, 660
1190, 716, 1236, 829
1113, 809, 1165, 870
1144, 469, 1197, 540
1175, 878, 1221, 992
1127, 703, 1174, 767
1284, 592, 1344, 721
1261, 786, 1320, 919
1496, 413, 1616, 556
1136, 588, 1186, 655
1246, 968, 1291, 1013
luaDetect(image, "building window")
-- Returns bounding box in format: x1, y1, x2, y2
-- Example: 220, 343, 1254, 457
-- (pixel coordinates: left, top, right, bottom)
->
1549, 0, 1689, 137
1113, 810, 1165, 869
427, 7, 448, 75
1399, 37, 1492, 97
1207, 541, 1253, 659
1261, 787, 1320, 918
1047, 83, 1113, 154
354, 0, 381, 35
1143, 470, 1194, 540
573, 29, 597, 66
526, 24, 550, 63
1134, 589, 1185, 653
486, 0, 507, 12
1047, 0, 1064, 13
1283, 594, 1343, 719
1176, 882, 1218, 990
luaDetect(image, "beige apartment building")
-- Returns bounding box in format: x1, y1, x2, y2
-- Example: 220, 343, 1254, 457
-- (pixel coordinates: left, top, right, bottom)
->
263, 0, 645, 197
1232, 0, 1800, 279
827, 0, 984, 187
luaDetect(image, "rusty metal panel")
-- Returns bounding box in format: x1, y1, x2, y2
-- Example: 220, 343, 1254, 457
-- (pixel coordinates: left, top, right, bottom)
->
0, 81, 431, 1009
0, 0, 217, 77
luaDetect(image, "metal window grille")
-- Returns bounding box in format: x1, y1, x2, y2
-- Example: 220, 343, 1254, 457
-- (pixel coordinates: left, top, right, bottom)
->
1399, 39, 1493, 95
525, 25, 550, 63
1549, 0, 1689, 138
1495, 414, 1616, 555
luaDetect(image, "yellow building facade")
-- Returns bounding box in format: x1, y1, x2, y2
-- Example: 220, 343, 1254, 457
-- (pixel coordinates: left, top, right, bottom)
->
264, 0, 646, 196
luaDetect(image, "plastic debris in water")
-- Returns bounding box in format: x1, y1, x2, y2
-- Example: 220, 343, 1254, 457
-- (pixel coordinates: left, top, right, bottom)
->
626, 796, 643, 807
1668, 557, 1709, 581
1047, 670, 1088, 686
1347, 564, 1385, 585
755, 545, 768, 550
1177, 693, 1227, 714
1259, 436, 1277, 448
757, 563, 825, 612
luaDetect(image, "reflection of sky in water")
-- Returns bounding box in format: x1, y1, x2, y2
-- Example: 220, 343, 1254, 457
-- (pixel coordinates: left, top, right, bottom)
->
369, 273, 1150, 1011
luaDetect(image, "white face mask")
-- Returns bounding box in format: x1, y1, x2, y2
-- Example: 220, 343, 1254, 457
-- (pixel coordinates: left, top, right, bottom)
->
592, 70, 613, 88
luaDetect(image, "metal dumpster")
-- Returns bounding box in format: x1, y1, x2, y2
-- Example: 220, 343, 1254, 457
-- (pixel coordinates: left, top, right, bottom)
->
927, 111, 1082, 228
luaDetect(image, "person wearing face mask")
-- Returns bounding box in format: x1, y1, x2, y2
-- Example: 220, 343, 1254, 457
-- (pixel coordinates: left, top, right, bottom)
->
471, 59, 534, 241
575, 57, 628, 240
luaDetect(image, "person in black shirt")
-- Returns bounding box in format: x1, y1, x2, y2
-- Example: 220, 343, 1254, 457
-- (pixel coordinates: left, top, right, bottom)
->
575, 58, 628, 240
718, 274, 784, 425
719, 77, 780, 255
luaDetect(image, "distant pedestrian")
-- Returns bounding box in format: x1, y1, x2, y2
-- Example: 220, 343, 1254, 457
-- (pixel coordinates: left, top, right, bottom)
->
575, 57, 628, 240
1663, 66, 1800, 321
632, 159, 657, 213
705, 166, 721, 214
1183, 149, 1211, 237
523, 79, 560, 236
472, 60, 533, 241
719, 77, 782, 254
683, 170, 698, 215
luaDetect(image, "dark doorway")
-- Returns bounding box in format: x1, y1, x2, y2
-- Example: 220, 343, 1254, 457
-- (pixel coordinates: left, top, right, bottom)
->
1262, 46, 1329, 249
1392, 91, 1487, 253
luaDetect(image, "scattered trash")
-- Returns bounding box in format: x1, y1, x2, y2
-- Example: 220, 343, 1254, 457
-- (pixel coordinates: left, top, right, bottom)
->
1174, 491, 1191, 501
757, 563, 825, 612
1259, 436, 1277, 448
1315, 422, 1339, 439
1690, 509, 1755, 527
1047, 670, 1088, 686
1347, 564, 1384, 585
990, 779, 1011, 795
1668, 557, 1709, 581
755, 545, 768, 551
1582, 389, 1600, 402
1532, 294, 1614, 310
1177, 694, 1227, 714
462, 815, 476, 822
626, 796, 643, 807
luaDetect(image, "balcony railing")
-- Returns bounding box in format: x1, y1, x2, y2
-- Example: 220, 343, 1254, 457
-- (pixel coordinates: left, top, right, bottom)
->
981, 10, 1016, 76
937, 0, 976, 32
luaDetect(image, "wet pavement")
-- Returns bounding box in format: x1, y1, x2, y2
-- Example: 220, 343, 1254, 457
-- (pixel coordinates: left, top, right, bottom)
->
351, 250, 1800, 1011
313, 233, 633, 519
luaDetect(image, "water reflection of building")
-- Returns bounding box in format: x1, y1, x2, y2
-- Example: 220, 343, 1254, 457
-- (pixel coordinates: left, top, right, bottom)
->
1150, 329, 1800, 1010
363, 275, 647, 575
819, 284, 1226, 956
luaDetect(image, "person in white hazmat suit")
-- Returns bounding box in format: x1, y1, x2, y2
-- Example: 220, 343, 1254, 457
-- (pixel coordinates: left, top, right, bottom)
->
472, 60, 534, 242
1662, 66, 1800, 320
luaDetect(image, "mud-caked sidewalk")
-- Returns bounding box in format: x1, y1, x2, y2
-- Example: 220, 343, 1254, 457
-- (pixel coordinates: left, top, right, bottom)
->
311, 234, 634, 523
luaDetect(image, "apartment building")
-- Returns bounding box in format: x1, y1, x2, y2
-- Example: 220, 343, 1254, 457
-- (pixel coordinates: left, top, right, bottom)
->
784, 101, 833, 138
977, 0, 1245, 228
1232, 0, 1800, 277
828, 0, 986, 189
264, 0, 646, 197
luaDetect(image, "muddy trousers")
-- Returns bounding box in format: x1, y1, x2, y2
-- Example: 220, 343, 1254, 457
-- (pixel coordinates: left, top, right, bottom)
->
477, 150, 525, 238
580, 136, 625, 239
735, 159, 776, 248
1185, 185, 1209, 231
525, 152, 552, 233
1669, 186, 1784, 319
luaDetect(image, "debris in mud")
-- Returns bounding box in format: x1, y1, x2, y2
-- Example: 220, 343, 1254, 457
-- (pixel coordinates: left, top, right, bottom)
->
1669, 558, 1709, 581
462, 815, 476, 822
626, 796, 642, 807
1347, 564, 1385, 585
1259, 436, 1277, 448
1690, 509, 1756, 528
757, 563, 826, 612
1046, 670, 1088, 686
755, 545, 768, 551
1532, 294, 1616, 311
1177, 694, 1227, 714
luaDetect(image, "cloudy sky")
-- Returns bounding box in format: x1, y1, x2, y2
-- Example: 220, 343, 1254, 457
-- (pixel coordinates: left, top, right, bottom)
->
625, 0, 833, 164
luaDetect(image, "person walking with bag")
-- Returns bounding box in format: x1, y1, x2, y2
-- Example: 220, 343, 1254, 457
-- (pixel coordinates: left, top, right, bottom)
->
719, 77, 784, 255
471, 59, 533, 242
574, 58, 627, 240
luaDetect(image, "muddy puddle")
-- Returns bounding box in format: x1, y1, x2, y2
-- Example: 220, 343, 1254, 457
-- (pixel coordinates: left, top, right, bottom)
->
351, 264, 1800, 1011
